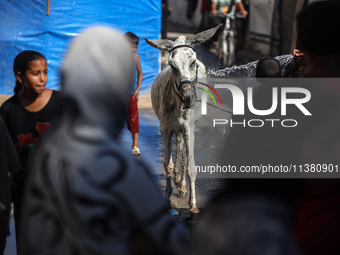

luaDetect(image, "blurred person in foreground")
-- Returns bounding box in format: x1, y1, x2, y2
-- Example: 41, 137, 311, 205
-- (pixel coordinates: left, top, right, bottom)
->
293, 1, 340, 255
296, 0, 340, 78
0, 116, 21, 255
20, 26, 188, 255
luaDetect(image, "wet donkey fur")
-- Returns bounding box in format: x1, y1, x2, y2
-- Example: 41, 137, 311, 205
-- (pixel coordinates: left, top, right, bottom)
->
145, 25, 221, 213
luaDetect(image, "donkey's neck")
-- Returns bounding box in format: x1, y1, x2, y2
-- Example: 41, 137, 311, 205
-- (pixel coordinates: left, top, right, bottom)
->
162, 72, 187, 114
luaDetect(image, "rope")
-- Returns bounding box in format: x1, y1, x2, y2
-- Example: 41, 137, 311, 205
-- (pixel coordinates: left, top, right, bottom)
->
195, 99, 233, 114
170, 45, 194, 52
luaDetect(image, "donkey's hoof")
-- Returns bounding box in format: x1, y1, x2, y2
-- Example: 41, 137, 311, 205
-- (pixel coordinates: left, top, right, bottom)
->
190, 207, 200, 214
170, 200, 178, 208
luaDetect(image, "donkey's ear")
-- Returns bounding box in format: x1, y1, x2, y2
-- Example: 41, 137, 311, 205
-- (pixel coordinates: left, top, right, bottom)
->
145, 38, 174, 51
186, 24, 222, 46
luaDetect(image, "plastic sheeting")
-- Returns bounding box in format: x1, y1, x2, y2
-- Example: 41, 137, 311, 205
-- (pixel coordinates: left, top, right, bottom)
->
0, 0, 161, 95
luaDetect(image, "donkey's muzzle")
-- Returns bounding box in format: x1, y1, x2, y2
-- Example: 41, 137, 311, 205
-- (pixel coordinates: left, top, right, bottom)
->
181, 82, 195, 109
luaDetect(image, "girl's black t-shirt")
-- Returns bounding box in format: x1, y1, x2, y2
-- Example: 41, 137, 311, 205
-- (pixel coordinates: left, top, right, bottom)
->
0, 90, 65, 168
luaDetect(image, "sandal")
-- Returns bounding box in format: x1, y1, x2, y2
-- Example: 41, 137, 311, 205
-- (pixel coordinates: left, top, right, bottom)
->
132, 146, 141, 155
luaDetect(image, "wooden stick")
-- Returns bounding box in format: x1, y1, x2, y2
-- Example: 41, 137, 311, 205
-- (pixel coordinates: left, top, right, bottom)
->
46, 0, 50, 15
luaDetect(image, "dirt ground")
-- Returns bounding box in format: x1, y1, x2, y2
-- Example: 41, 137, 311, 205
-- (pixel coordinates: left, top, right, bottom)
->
138, 92, 153, 110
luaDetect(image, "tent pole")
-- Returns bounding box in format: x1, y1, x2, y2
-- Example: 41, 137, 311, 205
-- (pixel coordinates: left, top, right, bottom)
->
47, 0, 50, 15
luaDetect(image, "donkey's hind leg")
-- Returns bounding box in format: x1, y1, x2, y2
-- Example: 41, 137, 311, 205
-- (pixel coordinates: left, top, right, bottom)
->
163, 130, 174, 202
178, 151, 188, 199
176, 138, 188, 199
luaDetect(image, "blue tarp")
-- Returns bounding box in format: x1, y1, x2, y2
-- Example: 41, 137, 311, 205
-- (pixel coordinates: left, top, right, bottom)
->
0, 0, 161, 95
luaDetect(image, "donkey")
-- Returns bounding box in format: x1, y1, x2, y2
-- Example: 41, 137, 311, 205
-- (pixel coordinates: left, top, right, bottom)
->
145, 25, 221, 213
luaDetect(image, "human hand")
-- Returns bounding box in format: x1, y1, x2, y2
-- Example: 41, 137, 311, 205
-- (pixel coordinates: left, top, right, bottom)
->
211, 9, 217, 16
293, 49, 304, 59
240, 9, 248, 17
134, 92, 139, 102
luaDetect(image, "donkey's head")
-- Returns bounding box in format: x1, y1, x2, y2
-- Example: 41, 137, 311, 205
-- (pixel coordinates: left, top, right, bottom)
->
145, 25, 221, 109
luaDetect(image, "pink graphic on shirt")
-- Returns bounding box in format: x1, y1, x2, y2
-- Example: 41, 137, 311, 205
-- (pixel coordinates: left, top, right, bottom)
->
18, 134, 39, 148
36, 122, 51, 136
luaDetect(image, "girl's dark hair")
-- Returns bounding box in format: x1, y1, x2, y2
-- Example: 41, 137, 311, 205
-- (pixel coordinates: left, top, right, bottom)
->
13, 50, 46, 94
124, 32, 139, 45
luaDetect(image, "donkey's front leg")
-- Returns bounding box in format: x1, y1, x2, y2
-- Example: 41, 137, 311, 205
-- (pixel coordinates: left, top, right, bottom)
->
176, 125, 190, 202
174, 133, 183, 187
186, 124, 199, 213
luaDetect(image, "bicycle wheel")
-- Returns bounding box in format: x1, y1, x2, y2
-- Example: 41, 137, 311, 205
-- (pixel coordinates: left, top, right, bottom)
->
225, 32, 235, 67
221, 36, 228, 67
217, 33, 225, 64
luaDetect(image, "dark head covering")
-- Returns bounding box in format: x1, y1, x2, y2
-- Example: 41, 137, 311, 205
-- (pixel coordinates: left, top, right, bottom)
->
61, 26, 134, 136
